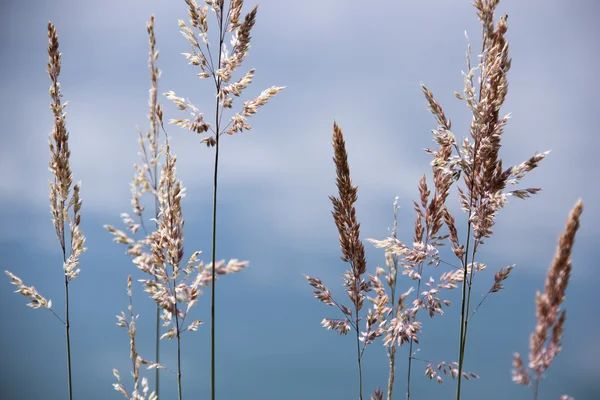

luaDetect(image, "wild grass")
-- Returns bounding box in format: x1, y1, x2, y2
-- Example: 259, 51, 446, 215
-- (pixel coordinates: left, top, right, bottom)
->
304, 1, 583, 400
3, 0, 585, 399
105, 1, 283, 399
4, 21, 87, 400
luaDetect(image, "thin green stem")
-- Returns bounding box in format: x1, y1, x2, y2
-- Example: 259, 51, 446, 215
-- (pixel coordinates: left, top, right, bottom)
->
456, 29, 488, 400
456, 138, 480, 400
456, 227, 471, 399
355, 294, 363, 400
407, 229, 429, 400
406, 276, 421, 400
60, 211, 73, 400
211, 3, 226, 399
356, 331, 363, 400
175, 313, 183, 400
163, 135, 183, 400
153, 144, 161, 400
406, 279, 424, 400
153, 137, 161, 400
456, 138, 484, 399
460, 245, 478, 360
155, 297, 160, 398
210, 104, 220, 400
387, 347, 396, 400
533, 376, 540, 400
64, 275, 72, 400
386, 201, 399, 400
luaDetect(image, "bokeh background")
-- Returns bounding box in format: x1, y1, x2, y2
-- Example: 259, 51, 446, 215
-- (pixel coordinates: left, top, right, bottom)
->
0, 0, 598, 399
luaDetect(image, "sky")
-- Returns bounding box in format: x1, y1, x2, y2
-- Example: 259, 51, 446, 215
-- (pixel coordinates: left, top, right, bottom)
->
0, 0, 598, 399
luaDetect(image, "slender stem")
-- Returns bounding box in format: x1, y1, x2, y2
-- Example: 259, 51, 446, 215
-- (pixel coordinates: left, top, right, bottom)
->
460, 245, 478, 361
533, 376, 540, 400
61, 218, 73, 400
64, 276, 73, 400
135, 128, 161, 399
387, 347, 396, 400
407, 230, 429, 400
456, 237, 470, 399
153, 142, 161, 400
405, 349, 411, 400
406, 277, 424, 400
456, 122, 485, 399
456, 29, 488, 400
153, 154, 161, 399
149, 19, 162, 395
211, 3, 226, 399
387, 202, 399, 400
175, 314, 183, 400
406, 278, 422, 400
210, 102, 220, 400
355, 304, 363, 400
163, 136, 183, 400
155, 298, 160, 398
406, 309, 416, 399
456, 126, 483, 400
48, 307, 66, 325
456, 151, 477, 400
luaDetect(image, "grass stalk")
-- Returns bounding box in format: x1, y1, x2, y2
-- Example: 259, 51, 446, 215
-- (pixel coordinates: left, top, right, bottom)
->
210, 3, 226, 399
406, 232, 429, 400
46, 22, 86, 400
166, 2, 283, 398
356, 321, 363, 400
175, 302, 183, 400
149, 16, 162, 398
512, 200, 582, 400
456, 196, 476, 400
163, 137, 185, 400
305, 122, 368, 400
386, 201, 400, 400
155, 302, 161, 397
387, 348, 396, 400
456, 21, 487, 400
64, 275, 73, 400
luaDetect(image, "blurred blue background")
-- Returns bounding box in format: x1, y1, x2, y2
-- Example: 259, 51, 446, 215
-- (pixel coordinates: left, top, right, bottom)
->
0, 0, 598, 399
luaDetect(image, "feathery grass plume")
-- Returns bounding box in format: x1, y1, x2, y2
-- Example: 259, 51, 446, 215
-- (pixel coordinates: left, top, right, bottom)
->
139, 134, 247, 399
4, 22, 86, 400
368, 194, 464, 399
371, 198, 403, 400
144, 14, 164, 395
105, 14, 248, 398
367, 73, 468, 399
141, 114, 246, 399
512, 200, 583, 400
105, 14, 166, 396
367, 1, 550, 398
166, 1, 283, 398
113, 276, 160, 400
451, 1, 544, 397
305, 122, 373, 400
423, 1, 546, 397
367, 133, 466, 398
